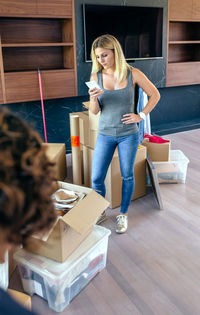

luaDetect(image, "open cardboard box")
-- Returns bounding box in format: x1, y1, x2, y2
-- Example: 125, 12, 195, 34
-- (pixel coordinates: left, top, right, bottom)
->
82, 101, 90, 109
25, 182, 109, 262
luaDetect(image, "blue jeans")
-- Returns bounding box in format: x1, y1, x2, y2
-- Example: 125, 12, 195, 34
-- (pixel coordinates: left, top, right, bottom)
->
92, 132, 139, 214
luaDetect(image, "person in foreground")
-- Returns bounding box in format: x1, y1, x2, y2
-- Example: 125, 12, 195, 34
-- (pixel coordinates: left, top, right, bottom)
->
0, 108, 57, 315
88, 34, 160, 234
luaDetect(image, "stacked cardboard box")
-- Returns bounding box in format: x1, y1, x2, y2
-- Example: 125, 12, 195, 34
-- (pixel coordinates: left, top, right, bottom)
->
142, 138, 170, 162
69, 107, 147, 208
43, 143, 67, 181
15, 225, 111, 312
12, 180, 110, 312
141, 135, 189, 184
25, 117, 110, 263
141, 136, 180, 184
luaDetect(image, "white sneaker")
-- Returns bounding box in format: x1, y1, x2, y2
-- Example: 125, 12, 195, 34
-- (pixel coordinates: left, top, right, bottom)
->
116, 214, 128, 234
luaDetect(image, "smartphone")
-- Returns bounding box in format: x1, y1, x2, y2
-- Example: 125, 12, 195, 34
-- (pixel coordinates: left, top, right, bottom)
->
85, 81, 101, 90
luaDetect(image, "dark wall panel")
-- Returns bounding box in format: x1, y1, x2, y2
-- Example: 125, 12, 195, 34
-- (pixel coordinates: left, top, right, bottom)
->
75, 0, 168, 95
2, 96, 88, 153
151, 84, 200, 134
2, 83, 200, 153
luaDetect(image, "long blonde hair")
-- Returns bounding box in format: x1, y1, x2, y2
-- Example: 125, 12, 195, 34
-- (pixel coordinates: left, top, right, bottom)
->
91, 34, 131, 83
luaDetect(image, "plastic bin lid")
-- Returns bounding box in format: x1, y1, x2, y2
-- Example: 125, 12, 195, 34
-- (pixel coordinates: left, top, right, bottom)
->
14, 225, 111, 282
170, 150, 190, 163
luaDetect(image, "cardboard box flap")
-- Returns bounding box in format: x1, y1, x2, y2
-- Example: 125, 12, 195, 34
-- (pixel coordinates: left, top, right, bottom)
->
58, 181, 92, 194
82, 101, 90, 109
43, 143, 65, 161
31, 218, 59, 241
62, 190, 109, 234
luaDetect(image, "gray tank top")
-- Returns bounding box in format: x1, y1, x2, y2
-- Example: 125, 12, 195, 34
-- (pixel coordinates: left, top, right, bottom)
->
97, 69, 138, 137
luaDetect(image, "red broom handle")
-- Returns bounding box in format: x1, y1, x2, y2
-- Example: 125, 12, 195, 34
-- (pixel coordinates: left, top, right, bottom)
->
38, 69, 48, 143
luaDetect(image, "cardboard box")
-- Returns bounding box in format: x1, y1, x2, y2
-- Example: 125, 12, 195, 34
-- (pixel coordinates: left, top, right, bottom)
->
142, 138, 170, 162
8, 289, 32, 310
25, 182, 110, 262
82, 101, 90, 109
69, 111, 89, 146
132, 145, 147, 200
83, 145, 90, 186
43, 143, 67, 181
69, 111, 89, 185
82, 103, 100, 130
104, 149, 122, 209
89, 110, 100, 130
87, 145, 147, 209
79, 111, 89, 145
89, 129, 98, 149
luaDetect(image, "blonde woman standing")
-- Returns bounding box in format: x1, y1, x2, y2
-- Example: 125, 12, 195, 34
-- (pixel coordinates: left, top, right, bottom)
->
88, 34, 160, 233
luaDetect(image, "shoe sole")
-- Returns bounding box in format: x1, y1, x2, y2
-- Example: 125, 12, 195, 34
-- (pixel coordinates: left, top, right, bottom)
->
115, 229, 127, 234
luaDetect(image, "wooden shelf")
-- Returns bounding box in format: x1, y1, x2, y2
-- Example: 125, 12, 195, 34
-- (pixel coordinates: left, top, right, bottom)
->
2, 46, 75, 72
166, 61, 200, 86
169, 41, 200, 44
168, 61, 200, 65
2, 42, 74, 47
168, 46, 200, 64
166, 3, 200, 86
0, 0, 72, 18
0, 0, 77, 103
4, 69, 76, 103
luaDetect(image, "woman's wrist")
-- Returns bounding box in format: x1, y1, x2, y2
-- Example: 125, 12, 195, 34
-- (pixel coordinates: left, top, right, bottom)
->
89, 97, 100, 113
138, 112, 146, 120
90, 96, 99, 105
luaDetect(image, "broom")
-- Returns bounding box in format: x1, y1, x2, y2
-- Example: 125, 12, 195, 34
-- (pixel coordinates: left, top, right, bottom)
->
38, 68, 48, 143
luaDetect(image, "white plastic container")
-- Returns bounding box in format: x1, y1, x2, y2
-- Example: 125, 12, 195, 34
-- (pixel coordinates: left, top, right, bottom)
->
153, 150, 190, 184
0, 252, 9, 290
14, 225, 111, 312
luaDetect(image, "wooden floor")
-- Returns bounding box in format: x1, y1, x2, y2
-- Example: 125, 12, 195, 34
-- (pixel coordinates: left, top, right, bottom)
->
10, 129, 200, 315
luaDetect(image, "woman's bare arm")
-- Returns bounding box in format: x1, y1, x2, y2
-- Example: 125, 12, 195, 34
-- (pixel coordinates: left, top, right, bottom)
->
122, 67, 160, 125
132, 67, 160, 115
88, 73, 104, 115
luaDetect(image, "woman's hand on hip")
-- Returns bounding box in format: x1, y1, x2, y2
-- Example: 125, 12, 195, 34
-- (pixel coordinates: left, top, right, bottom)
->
121, 113, 142, 124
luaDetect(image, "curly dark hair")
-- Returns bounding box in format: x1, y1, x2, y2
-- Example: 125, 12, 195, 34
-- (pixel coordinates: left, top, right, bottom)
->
0, 108, 57, 245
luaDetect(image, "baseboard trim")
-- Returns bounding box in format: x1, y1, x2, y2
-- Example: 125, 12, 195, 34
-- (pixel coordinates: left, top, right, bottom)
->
152, 120, 200, 135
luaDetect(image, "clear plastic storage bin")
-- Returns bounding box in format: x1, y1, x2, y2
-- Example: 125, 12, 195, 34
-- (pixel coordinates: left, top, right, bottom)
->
14, 225, 111, 312
153, 150, 190, 184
